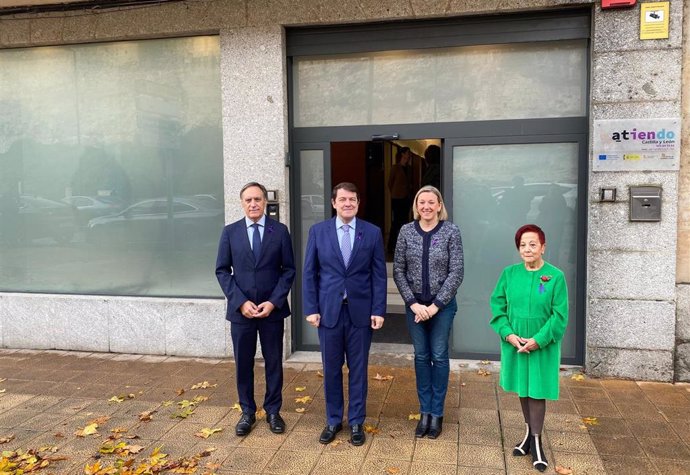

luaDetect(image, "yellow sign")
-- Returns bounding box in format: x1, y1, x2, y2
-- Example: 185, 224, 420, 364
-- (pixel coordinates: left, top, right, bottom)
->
640, 2, 670, 40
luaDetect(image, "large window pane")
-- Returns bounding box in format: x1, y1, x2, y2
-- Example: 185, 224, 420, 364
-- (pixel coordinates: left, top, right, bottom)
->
293, 40, 587, 127
299, 149, 325, 346
452, 143, 579, 359
0, 36, 224, 297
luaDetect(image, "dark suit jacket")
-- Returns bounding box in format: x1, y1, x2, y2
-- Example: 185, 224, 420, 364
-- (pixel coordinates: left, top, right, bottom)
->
302, 217, 387, 328
216, 216, 295, 323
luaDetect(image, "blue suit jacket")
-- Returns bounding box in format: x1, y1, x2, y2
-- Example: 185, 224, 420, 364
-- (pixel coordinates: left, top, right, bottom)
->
216, 216, 296, 323
302, 217, 387, 328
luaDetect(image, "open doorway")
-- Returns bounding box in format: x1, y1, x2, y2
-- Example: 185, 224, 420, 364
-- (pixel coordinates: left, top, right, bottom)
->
330, 139, 441, 347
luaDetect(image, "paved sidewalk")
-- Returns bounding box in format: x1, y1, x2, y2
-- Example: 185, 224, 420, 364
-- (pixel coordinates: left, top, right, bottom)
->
0, 350, 689, 474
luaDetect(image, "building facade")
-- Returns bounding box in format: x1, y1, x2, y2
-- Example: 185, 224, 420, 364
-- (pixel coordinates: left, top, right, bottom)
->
0, 0, 688, 382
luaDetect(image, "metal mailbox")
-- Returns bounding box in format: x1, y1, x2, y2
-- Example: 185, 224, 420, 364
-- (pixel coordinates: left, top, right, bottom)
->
629, 186, 661, 222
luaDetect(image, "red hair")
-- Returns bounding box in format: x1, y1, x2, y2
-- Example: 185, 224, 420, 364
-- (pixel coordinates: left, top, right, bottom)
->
514, 224, 546, 249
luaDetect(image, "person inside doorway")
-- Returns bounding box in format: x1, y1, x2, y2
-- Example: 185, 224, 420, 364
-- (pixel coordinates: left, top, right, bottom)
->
421, 144, 441, 189
387, 146, 413, 254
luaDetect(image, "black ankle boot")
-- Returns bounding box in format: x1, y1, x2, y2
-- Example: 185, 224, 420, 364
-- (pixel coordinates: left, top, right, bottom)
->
530, 434, 548, 472
427, 416, 443, 439
415, 413, 431, 438
512, 422, 531, 456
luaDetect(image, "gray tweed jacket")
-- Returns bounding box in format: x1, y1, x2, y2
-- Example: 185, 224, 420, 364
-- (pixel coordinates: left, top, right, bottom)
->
393, 220, 464, 309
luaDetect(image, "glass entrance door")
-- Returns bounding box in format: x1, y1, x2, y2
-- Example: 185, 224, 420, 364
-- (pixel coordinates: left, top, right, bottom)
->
446, 139, 585, 362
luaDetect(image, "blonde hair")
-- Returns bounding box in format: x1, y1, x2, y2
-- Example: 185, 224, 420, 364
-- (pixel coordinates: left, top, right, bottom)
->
412, 185, 448, 221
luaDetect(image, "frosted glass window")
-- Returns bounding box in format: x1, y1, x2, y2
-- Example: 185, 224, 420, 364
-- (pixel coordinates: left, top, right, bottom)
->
293, 40, 587, 127
299, 149, 325, 345
452, 143, 579, 359
0, 36, 224, 298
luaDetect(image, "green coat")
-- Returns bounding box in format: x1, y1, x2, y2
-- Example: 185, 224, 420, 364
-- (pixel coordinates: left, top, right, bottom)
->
489, 261, 568, 400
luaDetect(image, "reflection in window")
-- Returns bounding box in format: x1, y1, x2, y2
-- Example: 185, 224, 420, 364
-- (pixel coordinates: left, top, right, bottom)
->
0, 36, 224, 298
293, 40, 587, 127
452, 143, 579, 359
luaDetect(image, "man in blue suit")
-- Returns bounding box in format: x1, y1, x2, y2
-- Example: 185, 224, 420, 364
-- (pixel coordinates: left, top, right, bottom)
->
216, 182, 295, 437
303, 182, 387, 446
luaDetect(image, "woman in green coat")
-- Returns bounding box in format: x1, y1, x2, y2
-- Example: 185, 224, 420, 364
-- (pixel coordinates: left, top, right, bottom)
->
489, 224, 568, 473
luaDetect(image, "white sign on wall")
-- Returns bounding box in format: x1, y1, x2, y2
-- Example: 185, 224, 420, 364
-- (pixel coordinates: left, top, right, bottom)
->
593, 118, 680, 171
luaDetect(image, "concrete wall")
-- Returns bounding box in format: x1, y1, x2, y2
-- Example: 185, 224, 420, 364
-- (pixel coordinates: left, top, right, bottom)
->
676, 0, 690, 381
1, 0, 688, 381
586, 1, 684, 382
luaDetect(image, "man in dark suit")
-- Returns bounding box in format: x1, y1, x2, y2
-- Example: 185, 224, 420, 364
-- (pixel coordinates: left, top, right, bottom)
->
216, 182, 295, 436
303, 182, 387, 446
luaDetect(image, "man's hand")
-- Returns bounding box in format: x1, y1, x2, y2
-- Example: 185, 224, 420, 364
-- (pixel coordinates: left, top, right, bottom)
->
255, 301, 275, 318
306, 313, 321, 328
240, 300, 258, 318
371, 315, 384, 330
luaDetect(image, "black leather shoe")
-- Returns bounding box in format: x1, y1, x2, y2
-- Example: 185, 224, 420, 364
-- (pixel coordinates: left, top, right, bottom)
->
266, 413, 286, 434
319, 423, 342, 444
350, 424, 366, 446
427, 416, 443, 439
415, 413, 431, 438
235, 413, 256, 436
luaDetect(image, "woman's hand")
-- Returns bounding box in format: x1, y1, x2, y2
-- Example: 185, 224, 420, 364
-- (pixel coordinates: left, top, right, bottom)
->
410, 303, 429, 323
427, 304, 439, 318
505, 334, 526, 349
517, 338, 540, 353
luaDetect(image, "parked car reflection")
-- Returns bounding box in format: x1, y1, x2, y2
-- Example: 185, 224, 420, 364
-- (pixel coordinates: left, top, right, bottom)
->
62, 195, 124, 225
86, 196, 223, 247
0, 194, 77, 244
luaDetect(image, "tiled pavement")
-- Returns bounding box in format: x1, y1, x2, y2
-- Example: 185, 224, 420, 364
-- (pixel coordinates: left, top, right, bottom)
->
0, 350, 689, 474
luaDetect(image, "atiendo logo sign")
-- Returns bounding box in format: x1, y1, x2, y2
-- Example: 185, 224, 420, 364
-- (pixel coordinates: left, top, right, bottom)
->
593, 118, 680, 172
611, 127, 675, 143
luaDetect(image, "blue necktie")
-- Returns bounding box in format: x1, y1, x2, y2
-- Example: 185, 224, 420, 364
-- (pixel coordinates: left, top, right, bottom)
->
341, 224, 351, 267
252, 223, 262, 262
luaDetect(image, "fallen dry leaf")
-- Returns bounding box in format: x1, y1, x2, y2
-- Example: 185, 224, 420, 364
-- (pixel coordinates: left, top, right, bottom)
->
295, 386, 307, 392
75, 423, 99, 437
295, 407, 306, 413
582, 417, 598, 426
256, 408, 267, 420
0, 378, 6, 382
363, 423, 380, 435
555, 465, 574, 475
295, 395, 313, 404
108, 395, 124, 403
176, 388, 186, 396
193, 395, 209, 403
139, 410, 156, 422
127, 393, 136, 399
0, 389, 6, 394
461, 382, 466, 387
385, 467, 401, 475
88, 416, 111, 425
230, 402, 242, 412
477, 369, 491, 376
373, 373, 394, 381
0, 434, 14, 444
53, 432, 65, 438
191, 381, 218, 390
162, 400, 174, 407
408, 413, 421, 420
479, 360, 491, 365
571, 374, 585, 381
172, 408, 195, 419
316, 371, 324, 377
194, 428, 223, 439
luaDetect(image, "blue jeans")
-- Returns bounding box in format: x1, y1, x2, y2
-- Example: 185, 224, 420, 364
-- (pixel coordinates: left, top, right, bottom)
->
406, 298, 457, 417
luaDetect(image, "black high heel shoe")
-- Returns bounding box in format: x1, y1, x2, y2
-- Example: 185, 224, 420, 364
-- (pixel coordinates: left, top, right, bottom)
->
415, 413, 431, 438
513, 422, 531, 456
530, 434, 548, 472
427, 416, 443, 439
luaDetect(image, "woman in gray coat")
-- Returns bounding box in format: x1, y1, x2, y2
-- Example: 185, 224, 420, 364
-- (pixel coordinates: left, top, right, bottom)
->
393, 185, 464, 439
